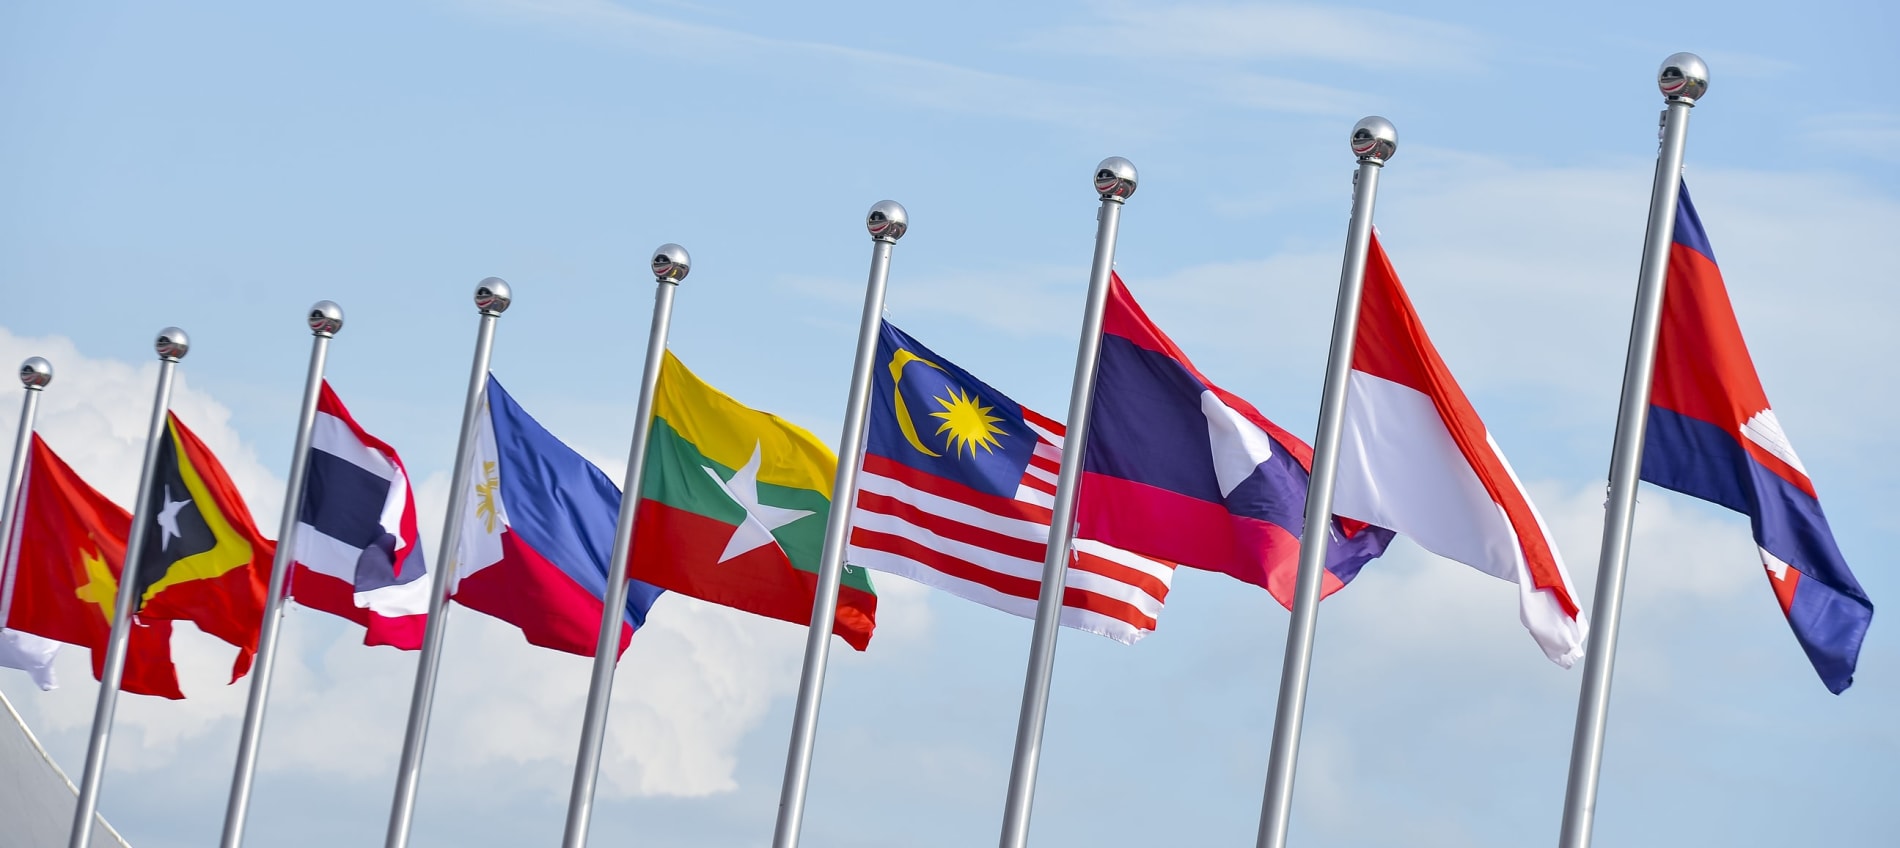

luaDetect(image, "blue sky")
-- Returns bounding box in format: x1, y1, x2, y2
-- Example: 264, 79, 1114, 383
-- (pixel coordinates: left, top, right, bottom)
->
3, 1, 1897, 845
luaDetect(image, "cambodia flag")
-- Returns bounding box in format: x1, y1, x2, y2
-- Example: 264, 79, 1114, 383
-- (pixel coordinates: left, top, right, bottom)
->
452, 376, 666, 657
1640, 183, 1873, 693
1079, 275, 1393, 606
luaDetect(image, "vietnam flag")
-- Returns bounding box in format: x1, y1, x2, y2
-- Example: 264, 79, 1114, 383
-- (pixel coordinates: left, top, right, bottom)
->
131, 414, 274, 681
629, 352, 877, 650
4, 435, 183, 699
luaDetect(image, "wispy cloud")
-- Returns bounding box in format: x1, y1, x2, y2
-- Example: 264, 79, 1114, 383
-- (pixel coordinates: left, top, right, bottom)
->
454, 0, 1140, 133
1801, 111, 1900, 162
1025, 1, 1487, 71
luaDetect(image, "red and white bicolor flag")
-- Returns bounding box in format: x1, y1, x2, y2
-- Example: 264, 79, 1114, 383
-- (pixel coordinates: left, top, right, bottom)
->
1331, 233, 1587, 667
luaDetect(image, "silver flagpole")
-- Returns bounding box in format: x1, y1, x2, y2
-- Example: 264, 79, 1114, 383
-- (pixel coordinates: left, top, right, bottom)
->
219, 302, 345, 848
997, 158, 1136, 848
771, 201, 909, 848
0, 358, 55, 627
559, 244, 691, 848
1254, 116, 1397, 848
1557, 53, 1707, 848
384, 280, 512, 848
69, 328, 190, 848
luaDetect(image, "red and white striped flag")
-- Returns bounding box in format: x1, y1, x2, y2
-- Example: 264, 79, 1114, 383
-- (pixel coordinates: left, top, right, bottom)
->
848, 321, 1174, 644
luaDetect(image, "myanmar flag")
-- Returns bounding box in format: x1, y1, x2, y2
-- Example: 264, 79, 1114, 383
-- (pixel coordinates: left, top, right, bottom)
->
631, 352, 877, 650
5, 435, 184, 699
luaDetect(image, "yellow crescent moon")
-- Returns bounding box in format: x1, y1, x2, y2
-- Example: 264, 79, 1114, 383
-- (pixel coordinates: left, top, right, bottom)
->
888, 349, 945, 457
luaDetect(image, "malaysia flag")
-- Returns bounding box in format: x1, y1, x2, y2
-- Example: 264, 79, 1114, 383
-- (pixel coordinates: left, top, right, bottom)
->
850, 320, 1175, 644
1331, 233, 1586, 667
289, 382, 430, 650
1079, 274, 1393, 606
453, 376, 665, 657
1640, 183, 1872, 693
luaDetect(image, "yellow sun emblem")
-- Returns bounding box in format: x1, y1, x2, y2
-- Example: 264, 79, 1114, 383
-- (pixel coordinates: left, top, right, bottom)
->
474, 460, 500, 533
930, 387, 1007, 457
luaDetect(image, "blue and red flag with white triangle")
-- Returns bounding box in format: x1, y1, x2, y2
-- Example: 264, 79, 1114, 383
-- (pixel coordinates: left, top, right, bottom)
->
453, 376, 666, 657
1640, 182, 1873, 693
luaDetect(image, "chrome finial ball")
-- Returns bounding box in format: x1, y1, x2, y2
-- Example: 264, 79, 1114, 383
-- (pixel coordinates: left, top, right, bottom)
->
652, 244, 691, 284
475, 278, 513, 315
867, 201, 908, 243
1350, 116, 1398, 164
1094, 157, 1138, 201
1658, 52, 1709, 103
156, 327, 191, 361
308, 300, 345, 337
19, 357, 52, 390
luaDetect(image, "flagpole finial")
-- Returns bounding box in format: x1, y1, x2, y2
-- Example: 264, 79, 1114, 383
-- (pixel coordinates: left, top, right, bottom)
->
652, 244, 691, 284
1658, 52, 1709, 104
156, 327, 190, 362
1094, 157, 1138, 201
867, 200, 908, 243
308, 300, 345, 338
1351, 116, 1398, 165
475, 278, 513, 315
18, 357, 52, 390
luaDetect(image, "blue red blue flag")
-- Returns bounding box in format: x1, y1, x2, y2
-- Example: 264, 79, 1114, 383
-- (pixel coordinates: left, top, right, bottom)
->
1078, 274, 1393, 607
453, 376, 666, 656
1640, 183, 1873, 693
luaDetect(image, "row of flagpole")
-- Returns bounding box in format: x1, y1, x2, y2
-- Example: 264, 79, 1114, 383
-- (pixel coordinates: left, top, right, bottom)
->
0, 51, 1718, 848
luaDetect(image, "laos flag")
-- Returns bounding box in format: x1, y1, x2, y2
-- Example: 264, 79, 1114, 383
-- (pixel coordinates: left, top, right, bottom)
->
452, 376, 666, 657
1079, 274, 1393, 607
1641, 183, 1873, 693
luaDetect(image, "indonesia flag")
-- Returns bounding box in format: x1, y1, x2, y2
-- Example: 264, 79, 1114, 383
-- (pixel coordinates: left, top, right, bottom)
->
1331, 233, 1586, 667
1640, 183, 1871, 693
289, 382, 430, 650
453, 376, 666, 656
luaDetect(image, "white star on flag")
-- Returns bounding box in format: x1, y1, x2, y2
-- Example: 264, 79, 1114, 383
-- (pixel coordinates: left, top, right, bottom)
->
702, 442, 813, 563
156, 486, 190, 550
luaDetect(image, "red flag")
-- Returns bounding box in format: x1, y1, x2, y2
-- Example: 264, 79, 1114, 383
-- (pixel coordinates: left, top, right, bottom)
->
5, 435, 183, 699
130, 414, 274, 681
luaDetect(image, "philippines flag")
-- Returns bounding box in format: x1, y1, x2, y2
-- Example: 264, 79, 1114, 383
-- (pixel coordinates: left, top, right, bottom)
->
1079, 275, 1394, 606
1640, 183, 1872, 693
453, 376, 666, 657
289, 381, 430, 649
849, 321, 1175, 644
1331, 233, 1586, 667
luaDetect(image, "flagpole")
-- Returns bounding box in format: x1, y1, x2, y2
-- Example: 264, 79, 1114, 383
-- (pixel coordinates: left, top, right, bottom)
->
219, 302, 344, 848
1254, 117, 1396, 848
0, 358, 54, 625
559, 244, 691, 848
1558, 53, 1707, 848
997, 158, 1136, 848
384, 280, 511, 848
69, 328, 189, 848
771, 201, 909, 848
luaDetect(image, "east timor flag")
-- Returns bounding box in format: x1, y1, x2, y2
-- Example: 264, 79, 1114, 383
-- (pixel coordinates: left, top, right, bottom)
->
131, 414, 274, 681
631, 352, 877, 650
4, 435, 183, 699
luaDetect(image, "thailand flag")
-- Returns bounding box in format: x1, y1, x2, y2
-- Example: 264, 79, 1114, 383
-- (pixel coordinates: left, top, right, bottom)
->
453, 376, 666, 657
289, 382, 430, 650
1640, 183, 1872, 693
1331, 233, 1586, 667
1079, 275, 1394, 606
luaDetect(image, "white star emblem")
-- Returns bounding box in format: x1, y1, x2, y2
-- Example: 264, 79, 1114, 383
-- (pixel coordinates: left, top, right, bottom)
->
703, 443, 813, 563
156, 486, 190, 550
